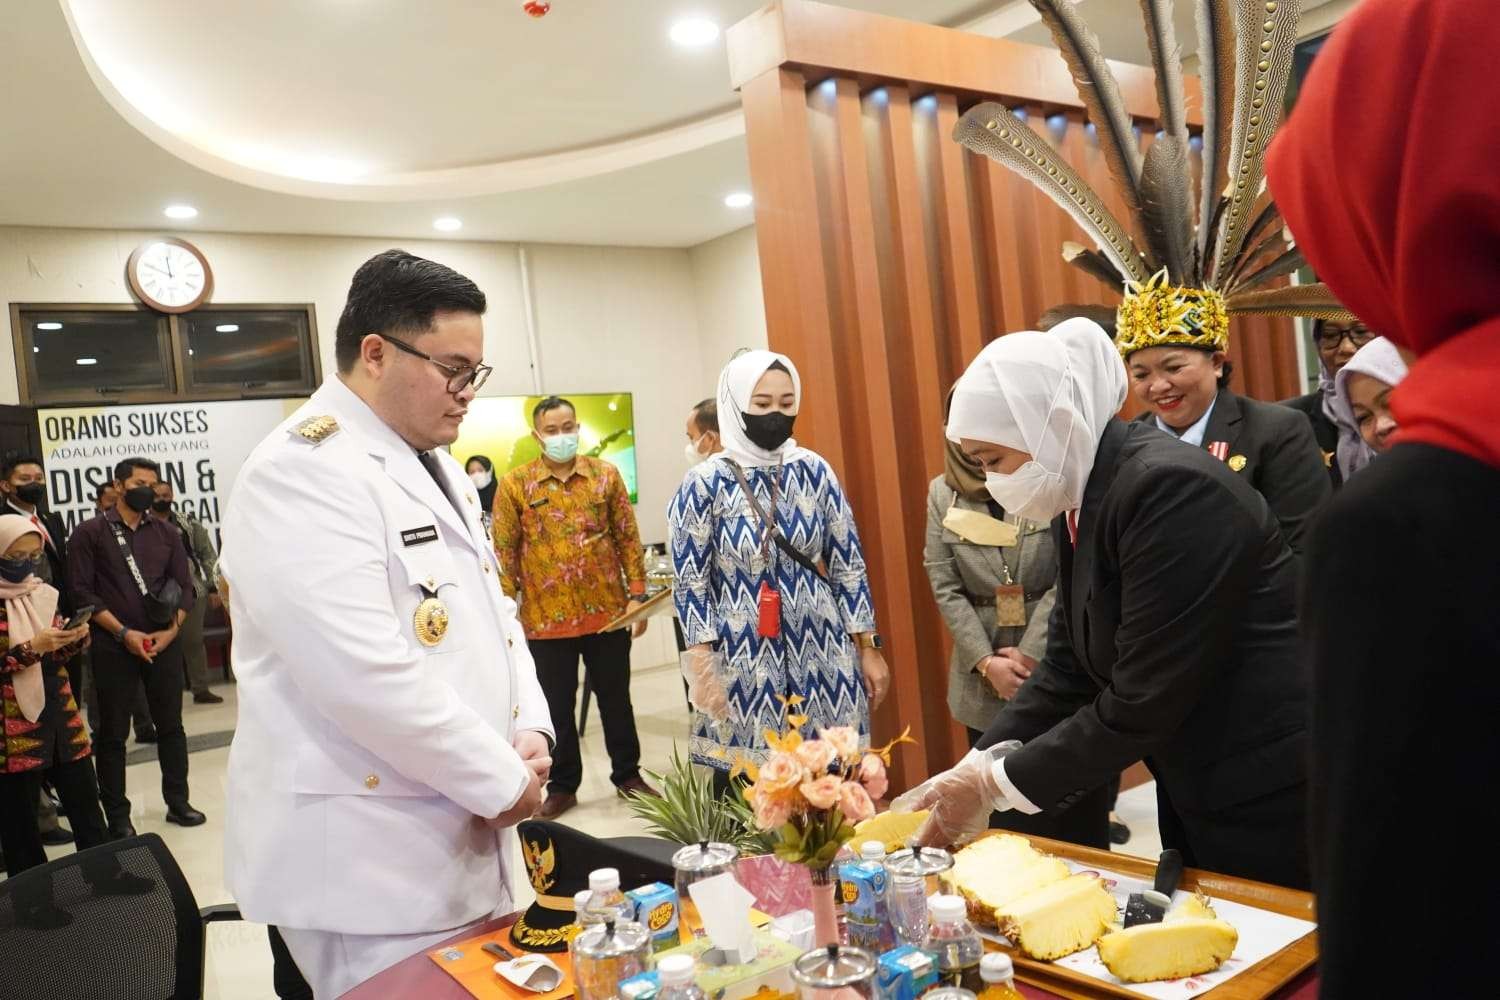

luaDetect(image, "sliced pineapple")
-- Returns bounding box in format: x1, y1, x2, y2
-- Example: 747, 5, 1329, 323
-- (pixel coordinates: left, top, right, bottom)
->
1096, 895, 1238, 983
951, 834, 1071, 925
994, 873, 1118, 960
850, 810, 929, 853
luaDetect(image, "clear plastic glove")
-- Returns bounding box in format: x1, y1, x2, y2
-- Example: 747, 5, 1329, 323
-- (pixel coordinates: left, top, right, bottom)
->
680, 646, 730, 722
888, 741, 1022, 848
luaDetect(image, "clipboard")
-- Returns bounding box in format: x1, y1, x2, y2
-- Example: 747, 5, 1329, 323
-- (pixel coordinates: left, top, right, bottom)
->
602, 587, 674, 632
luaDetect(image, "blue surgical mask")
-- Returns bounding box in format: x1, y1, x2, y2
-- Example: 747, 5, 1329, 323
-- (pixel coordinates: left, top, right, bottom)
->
541, 433, 579, 462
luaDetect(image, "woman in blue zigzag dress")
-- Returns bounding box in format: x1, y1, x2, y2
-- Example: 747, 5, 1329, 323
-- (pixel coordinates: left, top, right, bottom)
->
668, 350, 890, 785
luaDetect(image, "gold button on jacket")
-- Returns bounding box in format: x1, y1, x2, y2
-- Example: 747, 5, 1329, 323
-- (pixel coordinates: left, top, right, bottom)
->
364, 774, 380, 790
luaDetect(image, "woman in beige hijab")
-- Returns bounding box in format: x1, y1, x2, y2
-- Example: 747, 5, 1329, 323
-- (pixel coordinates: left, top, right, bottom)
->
0, 514, 100, 886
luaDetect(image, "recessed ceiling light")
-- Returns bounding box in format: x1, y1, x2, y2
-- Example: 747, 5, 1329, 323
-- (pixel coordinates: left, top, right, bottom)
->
216, 324, 240, 333
76, 357, 98, 366
32, 347, 39, 354
164, 204, 198, 220
36, 322, 62, 331
724, 192, 753, 209
669, 16, 719, 47
433, 216, 463, 232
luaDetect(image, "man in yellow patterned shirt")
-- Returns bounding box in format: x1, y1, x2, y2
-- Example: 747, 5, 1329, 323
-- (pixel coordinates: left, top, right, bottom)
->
492, 395, 655, 819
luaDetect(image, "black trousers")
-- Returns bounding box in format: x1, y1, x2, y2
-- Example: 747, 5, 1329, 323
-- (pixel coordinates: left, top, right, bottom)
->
83, 646, 155, 737
0, 756, 112, 877
92, 638, 191, 824
966, 727, 1111, 849
529, 631, 642, 793
1154, 778, 1310, 890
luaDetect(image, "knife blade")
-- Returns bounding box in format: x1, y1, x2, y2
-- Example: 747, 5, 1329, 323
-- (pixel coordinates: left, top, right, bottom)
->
1122, 849, 1183, 927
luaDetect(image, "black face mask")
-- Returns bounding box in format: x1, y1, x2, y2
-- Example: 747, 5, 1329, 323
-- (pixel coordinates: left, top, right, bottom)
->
123, 485, 155, 513
151, 499, 173, 514
740, 411, 796, 452
0, 555, 36, 584
13, 483, 45, 507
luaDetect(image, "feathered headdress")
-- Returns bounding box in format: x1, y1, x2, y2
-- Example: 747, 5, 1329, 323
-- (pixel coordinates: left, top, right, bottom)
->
953, 0, 1353, 357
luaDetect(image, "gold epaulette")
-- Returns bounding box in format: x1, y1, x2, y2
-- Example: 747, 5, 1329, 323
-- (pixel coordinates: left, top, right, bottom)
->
292, 415, 340, 444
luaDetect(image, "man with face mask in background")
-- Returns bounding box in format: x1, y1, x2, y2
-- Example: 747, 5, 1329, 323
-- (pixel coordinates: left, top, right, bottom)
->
68, 457, 202, 838
492, 395, 656, 820
683, 398, 722, 466
151, 481, 223, 704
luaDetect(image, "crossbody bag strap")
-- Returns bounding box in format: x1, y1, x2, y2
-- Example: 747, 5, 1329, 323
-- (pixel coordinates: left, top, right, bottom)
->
107, 520, 151, 597
725, 459, 825, 578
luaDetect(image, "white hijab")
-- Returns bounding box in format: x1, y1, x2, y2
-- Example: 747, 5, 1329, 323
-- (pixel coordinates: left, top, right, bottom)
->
1334, 336, 1409, 421
716, 349, 812, 468
946, 318, 1127, 512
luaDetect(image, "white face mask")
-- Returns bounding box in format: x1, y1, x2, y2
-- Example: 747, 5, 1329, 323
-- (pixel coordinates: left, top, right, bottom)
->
468, 469, 493, 490
684, 433, 713, 466
985, 463, 1071, 522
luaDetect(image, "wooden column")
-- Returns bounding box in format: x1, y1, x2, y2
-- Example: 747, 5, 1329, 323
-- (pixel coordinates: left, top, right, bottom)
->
730, 0, 1302, 786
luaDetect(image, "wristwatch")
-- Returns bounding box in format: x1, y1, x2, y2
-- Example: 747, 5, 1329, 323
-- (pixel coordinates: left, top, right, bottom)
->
852, 632, 883, 650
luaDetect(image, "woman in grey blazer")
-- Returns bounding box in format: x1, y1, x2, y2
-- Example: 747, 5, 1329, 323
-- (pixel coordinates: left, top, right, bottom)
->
923, 401, 1110, 847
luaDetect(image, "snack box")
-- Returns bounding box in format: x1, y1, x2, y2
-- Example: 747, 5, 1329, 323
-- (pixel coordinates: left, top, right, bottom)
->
876, 944, 938, 1000
840, 859, 895, 952
627, 881, 681, 954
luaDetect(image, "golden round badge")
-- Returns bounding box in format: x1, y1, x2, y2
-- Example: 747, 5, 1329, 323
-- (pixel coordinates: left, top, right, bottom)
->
1228, 455, 1248, 472
413, 596, 450, 647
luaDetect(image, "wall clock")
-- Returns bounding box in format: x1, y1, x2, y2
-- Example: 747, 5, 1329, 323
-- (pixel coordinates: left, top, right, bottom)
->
127, 238, 213, 314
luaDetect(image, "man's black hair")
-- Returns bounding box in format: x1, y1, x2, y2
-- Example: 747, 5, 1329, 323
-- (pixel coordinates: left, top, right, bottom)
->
532, 395, 575, 426
113, 457, 161, 483
334, 249, 487, 372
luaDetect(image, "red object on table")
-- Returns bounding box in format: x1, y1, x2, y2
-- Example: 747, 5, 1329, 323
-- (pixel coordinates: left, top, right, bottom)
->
522, 1, 550, 16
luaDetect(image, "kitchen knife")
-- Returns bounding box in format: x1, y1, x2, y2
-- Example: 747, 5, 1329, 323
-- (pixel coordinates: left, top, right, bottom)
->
1122, 848, 1183, 927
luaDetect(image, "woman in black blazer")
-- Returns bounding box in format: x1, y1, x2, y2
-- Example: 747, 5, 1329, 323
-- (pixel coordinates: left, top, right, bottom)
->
1125, 347, 1330, 558
898, 319, 1310, 890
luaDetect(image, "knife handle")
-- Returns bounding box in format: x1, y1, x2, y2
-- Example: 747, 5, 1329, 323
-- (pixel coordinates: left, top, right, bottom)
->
1154, 849, 1184, 898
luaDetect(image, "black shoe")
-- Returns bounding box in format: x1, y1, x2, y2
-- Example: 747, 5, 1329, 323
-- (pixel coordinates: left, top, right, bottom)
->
91, 871, 157, 897
108, 821, 137, 840
1109, 819, 1131, 845
135, 729, 158, 744
20, 904, 74, 931
165, 805, 207, 827
193, 689, 225, 705
40, 825, 75, 846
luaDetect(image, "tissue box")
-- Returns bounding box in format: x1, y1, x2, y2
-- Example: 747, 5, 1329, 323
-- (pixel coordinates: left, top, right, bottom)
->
657, 928, 802, 1000
627, 882, 681, 953
620, 970, 661, 1000
876, 945, 938, 1000
840, 860, 895, 952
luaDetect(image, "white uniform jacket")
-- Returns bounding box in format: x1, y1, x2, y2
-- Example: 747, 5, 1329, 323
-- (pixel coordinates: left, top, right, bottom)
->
221, 375, 553, 935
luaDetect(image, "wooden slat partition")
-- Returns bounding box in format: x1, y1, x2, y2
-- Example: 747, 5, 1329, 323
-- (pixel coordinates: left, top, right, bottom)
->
731, 0, 1302, 787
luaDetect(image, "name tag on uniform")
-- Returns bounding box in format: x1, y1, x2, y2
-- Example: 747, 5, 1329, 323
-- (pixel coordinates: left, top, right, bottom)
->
401, 525, 439, 546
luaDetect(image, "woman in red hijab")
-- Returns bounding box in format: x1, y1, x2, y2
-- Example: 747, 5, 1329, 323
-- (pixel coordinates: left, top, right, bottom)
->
1267, 0, 1500, 993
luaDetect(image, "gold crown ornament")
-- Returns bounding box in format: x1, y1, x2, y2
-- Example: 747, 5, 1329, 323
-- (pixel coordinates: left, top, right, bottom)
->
1115, 269, 1230, 358
951, 0, 1354, 344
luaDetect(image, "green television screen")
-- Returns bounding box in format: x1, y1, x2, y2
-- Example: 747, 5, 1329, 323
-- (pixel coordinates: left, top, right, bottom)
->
450, 392, 637, 502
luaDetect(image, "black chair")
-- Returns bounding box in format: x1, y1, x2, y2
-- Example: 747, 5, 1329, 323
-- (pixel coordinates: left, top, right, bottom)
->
0, 833, 242, 999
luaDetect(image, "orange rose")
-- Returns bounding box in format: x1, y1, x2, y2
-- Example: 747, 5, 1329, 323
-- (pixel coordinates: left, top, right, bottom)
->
838, 781, 876, 824
819, 726, 862, 762
800, 774, 844, 811
794, 739, 836, 776
753, 793, 793, 830
755, 752, 805, 804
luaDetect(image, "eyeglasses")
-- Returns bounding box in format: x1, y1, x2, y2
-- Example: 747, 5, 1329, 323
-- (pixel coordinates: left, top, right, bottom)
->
378, 334, 492, 394
1316, 324, 1375, 350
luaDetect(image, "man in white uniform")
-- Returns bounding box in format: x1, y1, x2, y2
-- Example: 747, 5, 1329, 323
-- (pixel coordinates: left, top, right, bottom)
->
221, 250, 554, 997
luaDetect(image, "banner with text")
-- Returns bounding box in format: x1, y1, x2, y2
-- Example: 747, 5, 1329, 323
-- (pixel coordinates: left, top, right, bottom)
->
38, 399, 304, 543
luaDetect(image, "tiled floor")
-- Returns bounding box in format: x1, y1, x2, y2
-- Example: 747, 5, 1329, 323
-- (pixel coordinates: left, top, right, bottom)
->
24, 646, 1164, 999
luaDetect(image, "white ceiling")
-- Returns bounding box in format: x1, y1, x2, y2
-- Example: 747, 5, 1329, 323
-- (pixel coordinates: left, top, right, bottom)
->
0, 0, 1345, 249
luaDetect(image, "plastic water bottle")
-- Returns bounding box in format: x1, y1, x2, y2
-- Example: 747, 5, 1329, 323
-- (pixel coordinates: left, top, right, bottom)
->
925, 894, 984, 991
657, 953, 707, 1000
568, 889, 597, 967
585, 867, 633, 922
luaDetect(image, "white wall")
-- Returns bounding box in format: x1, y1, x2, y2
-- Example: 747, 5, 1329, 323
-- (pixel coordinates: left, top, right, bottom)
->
0, 224, 774, 544
687, 225, 768, 392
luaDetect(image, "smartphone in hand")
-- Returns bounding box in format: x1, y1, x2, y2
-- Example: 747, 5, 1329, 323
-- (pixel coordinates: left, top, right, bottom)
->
63, 605, 95, 631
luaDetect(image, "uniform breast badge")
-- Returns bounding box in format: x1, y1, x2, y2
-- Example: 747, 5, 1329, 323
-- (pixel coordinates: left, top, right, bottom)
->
413, 586, 450, 647
1228, 455, 1248, 472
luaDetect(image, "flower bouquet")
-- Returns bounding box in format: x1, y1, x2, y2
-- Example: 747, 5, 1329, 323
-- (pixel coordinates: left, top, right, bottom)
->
731, 696, 913, 945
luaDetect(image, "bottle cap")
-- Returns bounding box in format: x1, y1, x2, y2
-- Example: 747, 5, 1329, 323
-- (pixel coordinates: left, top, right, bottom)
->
928, 893, 967, 924
860, 840, 887, 860
589, 867, 620, 892
658, 953, 696, 986
980, 951, 1015, 983
573, 889, 591, 913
